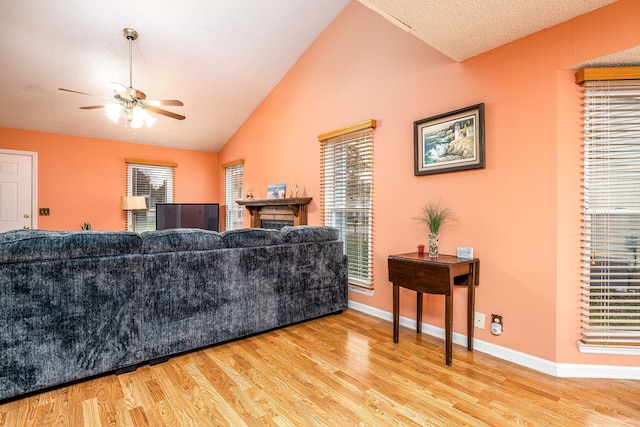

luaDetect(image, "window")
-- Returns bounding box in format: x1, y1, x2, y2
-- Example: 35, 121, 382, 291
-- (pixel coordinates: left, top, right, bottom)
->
577, 68, 640, 351
224, 161, 244, 230
320, 120, 376, 291
126, 160, 175, 232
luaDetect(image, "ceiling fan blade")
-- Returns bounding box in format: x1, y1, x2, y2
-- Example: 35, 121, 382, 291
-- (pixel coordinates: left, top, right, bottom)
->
79, 105, 107, 110
59, 88, 111, 100
146, 106, 185, 120
146, 99, 184, 107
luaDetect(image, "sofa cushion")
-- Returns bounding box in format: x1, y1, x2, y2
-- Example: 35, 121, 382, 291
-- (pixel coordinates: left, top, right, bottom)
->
0, 230, 142, 263
222, 228, 283, 248
281, 226, 339, 244
141, 229, 223, 253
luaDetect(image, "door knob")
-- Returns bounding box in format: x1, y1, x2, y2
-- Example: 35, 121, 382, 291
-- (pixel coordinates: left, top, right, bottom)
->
23, 225, 30, 229
23, 213, 30, 218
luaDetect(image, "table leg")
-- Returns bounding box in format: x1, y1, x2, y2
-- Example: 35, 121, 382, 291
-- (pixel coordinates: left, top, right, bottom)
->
416, 292, 423, 334
393, 283, 399, 343
467, 261, 477, 351
445, 293, 453, 366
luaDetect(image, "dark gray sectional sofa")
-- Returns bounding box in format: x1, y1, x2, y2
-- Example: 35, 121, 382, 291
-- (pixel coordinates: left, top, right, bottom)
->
0, 226, 348, 401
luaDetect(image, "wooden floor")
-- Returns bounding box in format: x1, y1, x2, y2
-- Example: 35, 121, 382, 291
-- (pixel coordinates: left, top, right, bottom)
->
1, 309, 639, 426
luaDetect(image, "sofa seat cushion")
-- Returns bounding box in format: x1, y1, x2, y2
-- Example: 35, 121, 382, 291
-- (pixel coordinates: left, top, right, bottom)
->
0, 230, 142, 263
281, 226, 339, 243
141, 229, 223, 253
222, 228, 283, 248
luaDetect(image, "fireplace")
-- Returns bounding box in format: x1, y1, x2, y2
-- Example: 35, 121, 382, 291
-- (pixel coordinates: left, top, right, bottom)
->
236, 197, 312, 228
261, 219, 294, 230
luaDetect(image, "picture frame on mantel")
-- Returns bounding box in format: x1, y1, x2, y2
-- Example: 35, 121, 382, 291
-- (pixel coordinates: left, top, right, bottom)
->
266, 183, 286, 199
414, 103, 485, 176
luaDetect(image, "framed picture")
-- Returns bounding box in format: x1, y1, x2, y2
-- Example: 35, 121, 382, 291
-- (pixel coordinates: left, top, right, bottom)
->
414, 103, 485, 176
267, 183, 286, 199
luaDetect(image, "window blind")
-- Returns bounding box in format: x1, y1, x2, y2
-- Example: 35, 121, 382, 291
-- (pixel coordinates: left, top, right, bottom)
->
581, 78, 640, 347
224, 161, 244, 231
320, 120, 375, 290
126, 162, 174, 232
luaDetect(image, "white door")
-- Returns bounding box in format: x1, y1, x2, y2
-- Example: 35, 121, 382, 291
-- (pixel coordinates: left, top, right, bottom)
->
0, 150, 37, 232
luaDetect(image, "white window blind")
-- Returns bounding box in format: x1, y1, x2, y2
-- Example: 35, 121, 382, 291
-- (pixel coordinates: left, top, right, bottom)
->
581, 77, 640, 348
225, 161, 244, 230
320, 120, 375, 290
126, 162, 174, 232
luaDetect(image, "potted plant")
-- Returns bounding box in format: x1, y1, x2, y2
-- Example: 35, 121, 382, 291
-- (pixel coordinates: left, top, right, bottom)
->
415, 200, 454, 258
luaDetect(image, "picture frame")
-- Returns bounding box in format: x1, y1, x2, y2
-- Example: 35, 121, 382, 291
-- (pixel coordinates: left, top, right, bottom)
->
266, 183, 286, 199
414, 103, 485, 176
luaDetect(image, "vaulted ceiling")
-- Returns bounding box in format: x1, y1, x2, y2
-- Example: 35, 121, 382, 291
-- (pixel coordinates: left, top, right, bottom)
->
0, 1, 622, 152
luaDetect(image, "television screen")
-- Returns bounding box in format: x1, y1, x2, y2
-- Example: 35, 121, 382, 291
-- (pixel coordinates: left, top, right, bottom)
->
156, 203, 220, 231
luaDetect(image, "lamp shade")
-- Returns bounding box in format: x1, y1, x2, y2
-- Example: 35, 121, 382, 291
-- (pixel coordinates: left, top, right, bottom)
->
121, 196, 147, 210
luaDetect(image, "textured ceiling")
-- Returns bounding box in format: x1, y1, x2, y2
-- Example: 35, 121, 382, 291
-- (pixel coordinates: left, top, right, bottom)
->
358, 0, 617, 61
0, 0, 626, 152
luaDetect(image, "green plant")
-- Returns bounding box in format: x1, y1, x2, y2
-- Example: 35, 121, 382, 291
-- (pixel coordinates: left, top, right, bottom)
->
80, 222, 92, 230
415, 200, 455, 234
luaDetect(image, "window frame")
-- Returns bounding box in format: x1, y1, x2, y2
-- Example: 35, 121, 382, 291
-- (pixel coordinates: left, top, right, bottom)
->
576, 67, 640, 354
224, 160, 244, 231
125, 159, 175, 233
319, 120, 376, 292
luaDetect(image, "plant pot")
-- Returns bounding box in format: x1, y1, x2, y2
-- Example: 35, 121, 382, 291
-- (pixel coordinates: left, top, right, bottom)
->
417, 244, 425, 255
428, 233, 439, 258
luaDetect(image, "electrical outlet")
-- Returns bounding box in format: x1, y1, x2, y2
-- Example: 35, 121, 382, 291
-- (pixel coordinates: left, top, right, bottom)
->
39, 208, 50, 216
474, 312, 485, 329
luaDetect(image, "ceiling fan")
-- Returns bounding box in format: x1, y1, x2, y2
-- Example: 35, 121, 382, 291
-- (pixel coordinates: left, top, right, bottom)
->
59, 28, 185, 128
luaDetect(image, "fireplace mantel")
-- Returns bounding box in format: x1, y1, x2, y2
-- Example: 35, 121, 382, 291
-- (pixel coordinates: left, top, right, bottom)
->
236, 197, 312, 228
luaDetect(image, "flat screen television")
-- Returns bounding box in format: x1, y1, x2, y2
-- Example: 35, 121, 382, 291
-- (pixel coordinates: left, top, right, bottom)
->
156, 203, 220, 232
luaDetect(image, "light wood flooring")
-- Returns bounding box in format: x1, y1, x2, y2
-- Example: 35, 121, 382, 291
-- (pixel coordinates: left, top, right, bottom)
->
1, 309, 639, 426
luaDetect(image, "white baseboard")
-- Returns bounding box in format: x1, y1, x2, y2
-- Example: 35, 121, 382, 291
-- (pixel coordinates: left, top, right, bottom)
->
347, 300, 640, 380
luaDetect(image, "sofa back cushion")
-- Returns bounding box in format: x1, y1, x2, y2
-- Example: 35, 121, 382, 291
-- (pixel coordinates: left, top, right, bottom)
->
281, 226, 339, 243
141, 229, 223, 253
222, 228, 283, 248
0, 230, 142, 263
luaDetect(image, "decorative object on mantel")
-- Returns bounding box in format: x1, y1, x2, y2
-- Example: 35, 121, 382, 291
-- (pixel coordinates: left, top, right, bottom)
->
415, 200, 455, 258
80, 222, 92, 230
417, 244, 425, 255
414, 103, 485, 176
267, 183, 286, 199
246, 187, 254, 199
288, 182, 300, 198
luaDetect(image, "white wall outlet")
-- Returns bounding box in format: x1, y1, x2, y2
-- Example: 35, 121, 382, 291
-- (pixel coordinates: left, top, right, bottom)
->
474, 312, 485, 329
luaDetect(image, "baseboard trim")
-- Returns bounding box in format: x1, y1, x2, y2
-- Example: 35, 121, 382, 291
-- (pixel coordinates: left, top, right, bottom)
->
347, 300, 640, 380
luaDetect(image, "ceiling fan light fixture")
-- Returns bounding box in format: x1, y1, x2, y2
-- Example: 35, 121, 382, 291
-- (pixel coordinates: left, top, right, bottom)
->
143, 111, 157, 128
128, 106, 156, 129
105, 104, 122, 124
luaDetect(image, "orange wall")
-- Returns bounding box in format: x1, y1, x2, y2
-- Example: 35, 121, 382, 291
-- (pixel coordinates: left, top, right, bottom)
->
0, 127, 218, 231
219, 0, 640, 366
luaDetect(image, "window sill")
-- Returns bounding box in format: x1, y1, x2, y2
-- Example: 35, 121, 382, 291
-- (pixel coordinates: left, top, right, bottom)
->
577, 341, 640, 356
348, 285, 373, 296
